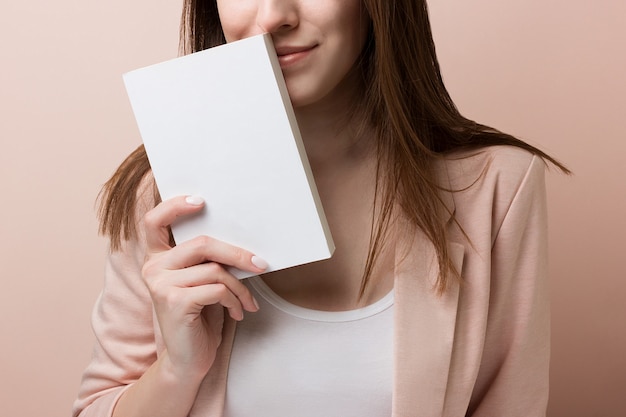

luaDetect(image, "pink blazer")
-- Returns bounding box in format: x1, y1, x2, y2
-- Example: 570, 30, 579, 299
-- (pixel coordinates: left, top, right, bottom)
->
74, 146, 550, 417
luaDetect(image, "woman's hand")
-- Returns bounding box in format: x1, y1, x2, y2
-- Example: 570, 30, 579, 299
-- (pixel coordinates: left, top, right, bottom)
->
141, 195, 266, 381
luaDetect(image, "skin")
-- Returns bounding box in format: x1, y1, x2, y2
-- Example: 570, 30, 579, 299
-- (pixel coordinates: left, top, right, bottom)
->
218, 0, 392, 310
217, 0, 369, 109
112, 1, 394, 416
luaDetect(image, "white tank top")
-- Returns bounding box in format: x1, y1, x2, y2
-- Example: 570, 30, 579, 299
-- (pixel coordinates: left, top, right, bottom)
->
223, 276, 394, 417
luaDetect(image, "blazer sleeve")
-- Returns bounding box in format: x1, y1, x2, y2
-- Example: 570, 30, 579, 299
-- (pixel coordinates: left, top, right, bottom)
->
72, 233, 157, 417
468, 154, 551, 416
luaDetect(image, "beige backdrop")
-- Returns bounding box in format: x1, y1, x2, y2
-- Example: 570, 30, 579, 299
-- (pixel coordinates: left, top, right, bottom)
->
1, 1, 624, 416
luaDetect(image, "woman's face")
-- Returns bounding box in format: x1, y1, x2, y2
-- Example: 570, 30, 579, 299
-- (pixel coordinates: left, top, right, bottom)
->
216, 0, 370, 109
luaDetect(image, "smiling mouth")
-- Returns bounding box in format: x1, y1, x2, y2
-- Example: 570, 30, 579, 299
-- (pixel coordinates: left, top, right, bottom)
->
275, 45, 317, 67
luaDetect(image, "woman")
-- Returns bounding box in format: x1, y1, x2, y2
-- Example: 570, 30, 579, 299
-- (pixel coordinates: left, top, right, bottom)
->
74, 1, 568, 416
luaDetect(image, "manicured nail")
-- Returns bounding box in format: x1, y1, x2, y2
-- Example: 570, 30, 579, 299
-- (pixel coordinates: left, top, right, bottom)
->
251, 255, 268, 270
185, 195, 205, 206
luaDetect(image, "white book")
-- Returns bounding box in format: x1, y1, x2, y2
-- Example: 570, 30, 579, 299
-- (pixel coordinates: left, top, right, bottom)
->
123, 33, 334, 279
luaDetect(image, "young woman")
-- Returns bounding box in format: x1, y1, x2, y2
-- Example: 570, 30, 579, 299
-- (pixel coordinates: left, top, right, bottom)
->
74, 1, 568, 416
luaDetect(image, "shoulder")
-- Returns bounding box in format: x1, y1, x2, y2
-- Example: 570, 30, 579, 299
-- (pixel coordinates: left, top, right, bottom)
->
440, 145, 546, 193
438, 145, 547, 241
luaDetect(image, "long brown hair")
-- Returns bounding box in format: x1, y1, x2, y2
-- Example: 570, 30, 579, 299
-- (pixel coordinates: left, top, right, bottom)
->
99, 0, 569, 294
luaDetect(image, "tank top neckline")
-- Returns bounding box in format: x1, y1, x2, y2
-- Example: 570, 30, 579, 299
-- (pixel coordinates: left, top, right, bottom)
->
247, 276, 394, 323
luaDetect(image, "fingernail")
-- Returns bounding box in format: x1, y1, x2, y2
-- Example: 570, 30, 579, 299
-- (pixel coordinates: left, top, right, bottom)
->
185, 195, 204, 206
251, 255, 269, 270
252, 297, 260, 311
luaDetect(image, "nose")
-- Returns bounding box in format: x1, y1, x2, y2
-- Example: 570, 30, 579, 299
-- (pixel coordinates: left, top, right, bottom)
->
256, 0, 299, 33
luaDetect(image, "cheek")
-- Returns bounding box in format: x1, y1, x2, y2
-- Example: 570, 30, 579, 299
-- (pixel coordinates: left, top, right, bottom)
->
216, 2, 256, 42
326, 2, 370, 64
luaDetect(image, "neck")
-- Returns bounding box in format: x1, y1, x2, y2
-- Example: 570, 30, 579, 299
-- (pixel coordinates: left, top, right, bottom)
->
298, 115, 372, 174
261, 82, 394, 311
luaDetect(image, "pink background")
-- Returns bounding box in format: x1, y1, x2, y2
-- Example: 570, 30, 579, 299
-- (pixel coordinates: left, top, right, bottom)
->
1, 1, 624, 416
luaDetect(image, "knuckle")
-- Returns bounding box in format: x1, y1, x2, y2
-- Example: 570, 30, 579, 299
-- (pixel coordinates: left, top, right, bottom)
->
205, 262, 223, 278
213, 283, 230, 299
147, 278, 169, 303
231, 246, 248, 265
194, 235, 213, 248
142, 209, 159, 229
188, 236, 214, 259
141, 258, 169, 298
163, 289, 184, 308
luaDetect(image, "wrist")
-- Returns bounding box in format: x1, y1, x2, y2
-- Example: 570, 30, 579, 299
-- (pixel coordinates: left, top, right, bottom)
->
159, 351, 211, 387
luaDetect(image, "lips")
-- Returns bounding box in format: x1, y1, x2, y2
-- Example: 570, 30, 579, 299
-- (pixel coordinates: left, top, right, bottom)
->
274, 45, 315, 56
274, 44, 317, 67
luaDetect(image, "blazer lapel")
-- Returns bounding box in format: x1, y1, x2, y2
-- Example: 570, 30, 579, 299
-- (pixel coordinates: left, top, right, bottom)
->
392, 218, 465, 416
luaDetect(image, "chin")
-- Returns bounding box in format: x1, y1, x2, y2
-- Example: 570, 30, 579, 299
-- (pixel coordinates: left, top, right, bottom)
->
286, 82, 341, 110
287, 91, 322, 109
